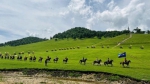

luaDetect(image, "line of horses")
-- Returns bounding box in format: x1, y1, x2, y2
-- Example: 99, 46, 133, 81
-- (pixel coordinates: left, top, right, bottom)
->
79, 58, 131, 67
0, 53, 131, 67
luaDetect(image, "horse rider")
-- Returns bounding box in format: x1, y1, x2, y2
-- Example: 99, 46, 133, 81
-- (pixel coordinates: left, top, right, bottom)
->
65, 57, 68, 59
83, 57, 85, 60
107, 58, 110, 63
124, 57, 127, 63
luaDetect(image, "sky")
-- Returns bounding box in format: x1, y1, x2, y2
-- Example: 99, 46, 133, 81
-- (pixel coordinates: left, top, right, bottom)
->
0, 0, 150, 43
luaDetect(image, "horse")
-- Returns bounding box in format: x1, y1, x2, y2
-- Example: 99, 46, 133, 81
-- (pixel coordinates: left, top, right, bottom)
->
5, 55, 9, 59
0, 55, 3, 59
17, 56, 22, 60
29, 56, 33, 61
10, 55, 15, 60
93, 59, 102, 65
46, 56, 51, 62
53, 57, 59, 63
45, 59, 48, 66
120, 60, 131, 67
24, 56, 28, 61
63, 57, 68, 64
38, 57, 43, 62
79, 58, 87, 65
104, 60, 113, 66
33, 56, 36, 62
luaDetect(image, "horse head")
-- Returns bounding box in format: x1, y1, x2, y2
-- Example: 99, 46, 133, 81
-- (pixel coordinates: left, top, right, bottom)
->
109, 60, 113, 63
128, 60, 131, 63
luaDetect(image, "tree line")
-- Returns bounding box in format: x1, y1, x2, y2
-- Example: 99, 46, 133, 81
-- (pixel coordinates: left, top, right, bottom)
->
0, 37, 48, 47
0, 27, 148, 47
53, 27, 130, 39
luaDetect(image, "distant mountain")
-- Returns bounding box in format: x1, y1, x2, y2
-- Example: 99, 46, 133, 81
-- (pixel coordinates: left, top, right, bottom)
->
0, 36, 48, 47
53, 27, 130, 39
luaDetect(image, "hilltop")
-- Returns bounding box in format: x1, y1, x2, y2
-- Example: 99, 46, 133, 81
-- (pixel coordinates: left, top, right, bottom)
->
53, 27, 130, 39
0, 28, 150, 82
0, 36, 48, 47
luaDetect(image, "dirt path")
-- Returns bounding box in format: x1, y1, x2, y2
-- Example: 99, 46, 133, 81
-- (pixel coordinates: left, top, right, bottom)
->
112, 33, 132, 48
0, 72, 106, 84
0, 71, 148, 84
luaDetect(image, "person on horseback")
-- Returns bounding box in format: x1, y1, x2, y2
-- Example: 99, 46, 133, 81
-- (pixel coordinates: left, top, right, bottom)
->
83, 57, 85, 60
65, 57, 68, 60
124, 57, 127, 63
96, 57, 98, 61
107, 58, 110, 63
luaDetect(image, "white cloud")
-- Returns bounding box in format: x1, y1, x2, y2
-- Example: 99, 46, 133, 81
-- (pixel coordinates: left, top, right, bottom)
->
0, 0, 150, 43
93, 0, 105, 3
107, 0, 115, 10
71, 17, 75, 24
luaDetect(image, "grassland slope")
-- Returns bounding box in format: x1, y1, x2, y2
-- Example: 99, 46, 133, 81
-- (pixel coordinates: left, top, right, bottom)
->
0, 34, 150, 81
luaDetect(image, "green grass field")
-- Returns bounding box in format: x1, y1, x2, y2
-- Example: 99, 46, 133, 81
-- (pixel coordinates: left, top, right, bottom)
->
0, 34, 150, 81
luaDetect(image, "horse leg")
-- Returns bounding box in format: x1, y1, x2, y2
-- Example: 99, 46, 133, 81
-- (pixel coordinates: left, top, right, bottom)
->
111, 64, 113, 67
122, 63, 124, 67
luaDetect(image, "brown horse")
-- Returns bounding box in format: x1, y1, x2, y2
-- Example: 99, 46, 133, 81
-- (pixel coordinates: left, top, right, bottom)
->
24, 56, 28, 61
93, 59, 102, 65
120, 60, 131, 67
63, 57, 68, 64
46, 56, 51, 62
104, 60, 113, 66
53, 57, 59, 63
79, 58, 87, 65
38, 57, 43, 62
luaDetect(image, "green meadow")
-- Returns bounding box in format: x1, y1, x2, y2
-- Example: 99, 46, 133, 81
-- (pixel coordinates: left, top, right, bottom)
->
0, 34, 150, 81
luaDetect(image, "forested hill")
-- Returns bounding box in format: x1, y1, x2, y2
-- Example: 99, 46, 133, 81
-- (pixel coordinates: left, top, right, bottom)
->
0, 37, 48, 47
53, 27, 130, 39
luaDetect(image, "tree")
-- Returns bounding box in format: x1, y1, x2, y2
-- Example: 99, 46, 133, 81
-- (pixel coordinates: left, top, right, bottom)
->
134, 27, 141, 33
147, 30, 150, 34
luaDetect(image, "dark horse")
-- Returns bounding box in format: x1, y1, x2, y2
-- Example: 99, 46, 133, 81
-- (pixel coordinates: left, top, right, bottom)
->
104, 60, 113, 66
120, 60, 131, 67
53, 57, 59, 63
93, 59, 102, 65
24, 56, 28, 61
79, 58, 87, 65
33, 56, 36, 62
38, 57, 43, 62
63, 57, 68, 64
46, 56, 51, 62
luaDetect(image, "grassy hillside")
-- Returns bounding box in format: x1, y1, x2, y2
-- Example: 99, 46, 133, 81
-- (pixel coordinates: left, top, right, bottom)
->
0, 34, 150, 81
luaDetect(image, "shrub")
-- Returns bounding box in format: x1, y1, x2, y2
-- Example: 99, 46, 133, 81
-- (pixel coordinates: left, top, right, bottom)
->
107, 75, 120, 81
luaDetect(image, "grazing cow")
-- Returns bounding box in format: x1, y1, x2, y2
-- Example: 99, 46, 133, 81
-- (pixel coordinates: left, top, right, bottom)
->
140, 46, 144, 49
120, 46, 123, 49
